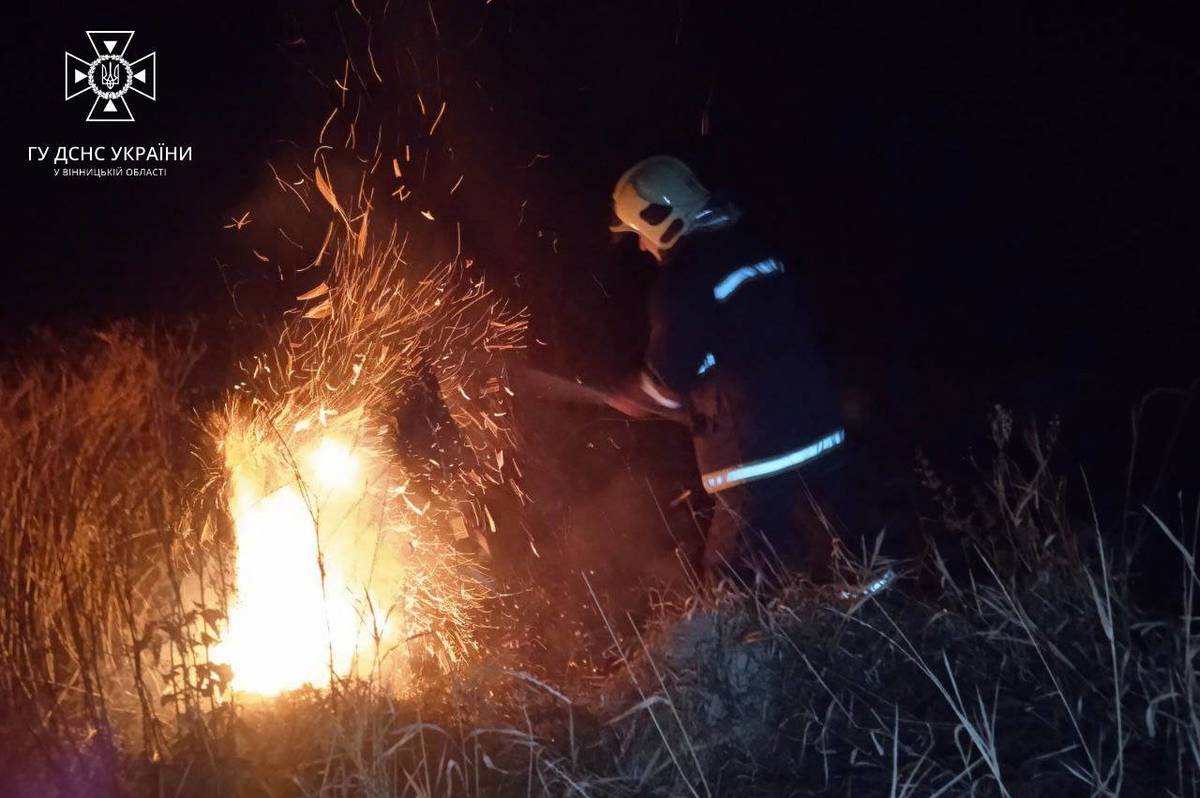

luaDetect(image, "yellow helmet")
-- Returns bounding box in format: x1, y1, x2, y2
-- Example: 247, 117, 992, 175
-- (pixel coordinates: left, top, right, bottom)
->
610, 156, 711, 251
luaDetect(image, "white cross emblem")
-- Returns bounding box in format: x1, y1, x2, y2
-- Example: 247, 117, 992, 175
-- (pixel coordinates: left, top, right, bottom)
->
65, 31, 157, 122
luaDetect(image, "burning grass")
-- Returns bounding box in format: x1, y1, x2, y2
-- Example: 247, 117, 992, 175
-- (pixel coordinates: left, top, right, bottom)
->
3, 338, 1196, 798
0, 196, 530, 790
209, 222, 526, 695
167, 414, 1197, 798
196, 57, 538, 695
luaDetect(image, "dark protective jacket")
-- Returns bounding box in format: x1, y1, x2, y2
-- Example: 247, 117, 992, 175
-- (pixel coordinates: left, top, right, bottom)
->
641, 218, 844, 493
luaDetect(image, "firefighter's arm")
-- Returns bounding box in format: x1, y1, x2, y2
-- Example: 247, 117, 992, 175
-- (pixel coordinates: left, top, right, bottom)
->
606, 276, 707, 421
643, 278, 711, 397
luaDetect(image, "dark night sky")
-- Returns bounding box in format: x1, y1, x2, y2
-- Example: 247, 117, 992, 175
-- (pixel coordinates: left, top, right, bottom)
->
5, 1, 1199, 508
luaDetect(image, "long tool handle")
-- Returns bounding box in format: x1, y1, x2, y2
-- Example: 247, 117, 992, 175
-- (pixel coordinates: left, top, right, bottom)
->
512, 366, 687, 424
511, 366, 611, 406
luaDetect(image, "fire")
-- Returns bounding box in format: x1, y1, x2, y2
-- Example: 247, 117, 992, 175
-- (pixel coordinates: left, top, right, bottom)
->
309, 437, 360, 491
208, 128, 529, 696
214, 437, 385, 696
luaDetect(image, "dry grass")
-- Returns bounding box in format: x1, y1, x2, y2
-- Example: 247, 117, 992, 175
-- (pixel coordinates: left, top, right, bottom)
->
0, 326, 1196, 798
0, 207, 529, 794
0, 324, 228, 794
580, 412, 1197, 797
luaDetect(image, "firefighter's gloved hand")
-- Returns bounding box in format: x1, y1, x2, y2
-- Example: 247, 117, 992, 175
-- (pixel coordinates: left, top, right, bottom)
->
605, 371, 683, 420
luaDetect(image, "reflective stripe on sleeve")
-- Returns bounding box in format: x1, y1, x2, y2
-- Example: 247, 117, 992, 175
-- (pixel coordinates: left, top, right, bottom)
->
712, 257, 784, 302
702, 428, 845, 493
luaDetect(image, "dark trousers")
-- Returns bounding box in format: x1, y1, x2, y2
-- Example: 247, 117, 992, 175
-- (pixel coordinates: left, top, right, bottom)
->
701, 448, 849, 582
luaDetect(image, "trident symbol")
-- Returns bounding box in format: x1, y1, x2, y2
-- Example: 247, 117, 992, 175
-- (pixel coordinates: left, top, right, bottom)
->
100, 61, 120, 89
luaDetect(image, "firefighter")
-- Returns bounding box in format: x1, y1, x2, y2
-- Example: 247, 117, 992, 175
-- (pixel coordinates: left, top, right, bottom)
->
606, 155, 848, 581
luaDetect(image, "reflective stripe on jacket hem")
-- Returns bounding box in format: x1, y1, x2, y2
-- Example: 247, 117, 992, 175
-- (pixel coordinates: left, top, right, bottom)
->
701, 428, 845, 494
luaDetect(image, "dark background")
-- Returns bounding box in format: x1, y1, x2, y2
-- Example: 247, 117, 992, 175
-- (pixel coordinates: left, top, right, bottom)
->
5, 2, 1198, 554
